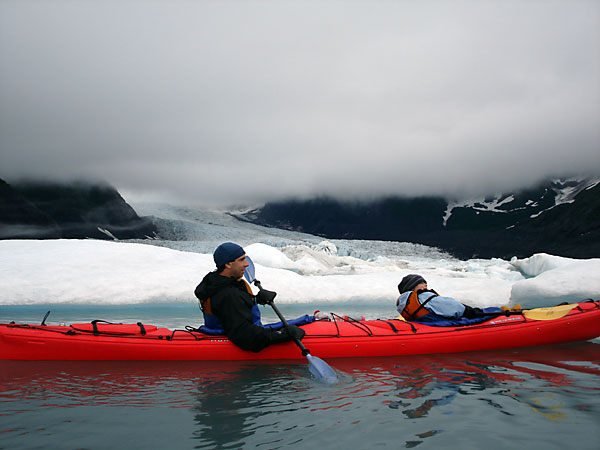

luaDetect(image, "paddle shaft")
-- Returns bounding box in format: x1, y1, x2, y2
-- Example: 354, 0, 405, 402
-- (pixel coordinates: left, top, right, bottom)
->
245, 259, 337, 383
268, 300, 310, 356
254, 280, 310, 356
481, 303, 577, 321
482, 310, 523, 317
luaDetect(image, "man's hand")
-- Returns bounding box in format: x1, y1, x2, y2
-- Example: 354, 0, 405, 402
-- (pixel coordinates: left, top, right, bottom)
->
256, 288, 277, 305
269, 324, 305, 343
463, 305, 485, 318
286, 325, 305, 340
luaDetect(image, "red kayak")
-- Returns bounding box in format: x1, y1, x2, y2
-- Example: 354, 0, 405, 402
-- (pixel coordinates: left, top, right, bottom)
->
1, 301, 599, 361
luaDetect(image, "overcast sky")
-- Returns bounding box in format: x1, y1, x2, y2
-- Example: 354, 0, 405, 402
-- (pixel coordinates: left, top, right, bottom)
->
1, 0, 598, 206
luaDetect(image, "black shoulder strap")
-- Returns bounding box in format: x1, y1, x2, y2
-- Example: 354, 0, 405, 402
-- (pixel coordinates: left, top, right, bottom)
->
410, 290, 439, 318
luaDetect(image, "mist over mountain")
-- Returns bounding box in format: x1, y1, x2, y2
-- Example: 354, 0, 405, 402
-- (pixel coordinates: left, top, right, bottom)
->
2, 175, 599, 261
236, 178, 600, 260
0, 178, 157, 240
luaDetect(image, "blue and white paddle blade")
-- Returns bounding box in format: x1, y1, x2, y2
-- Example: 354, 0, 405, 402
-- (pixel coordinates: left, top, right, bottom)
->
306, 354, 338, 384
244, 255, 256, 283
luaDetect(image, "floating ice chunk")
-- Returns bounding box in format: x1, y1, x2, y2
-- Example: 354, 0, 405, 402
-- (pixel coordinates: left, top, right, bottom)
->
0, 239, 212, 305
510, 253, 575, 277
510, 254, 600, 307
245, 243, 298, 271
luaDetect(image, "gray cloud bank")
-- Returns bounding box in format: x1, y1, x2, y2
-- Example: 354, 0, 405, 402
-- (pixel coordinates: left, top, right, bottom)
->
1, 0, 598, 206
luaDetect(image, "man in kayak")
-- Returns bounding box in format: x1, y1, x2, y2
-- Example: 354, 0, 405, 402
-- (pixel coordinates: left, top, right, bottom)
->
396, 274, 485, 322
194, 242, 306, 352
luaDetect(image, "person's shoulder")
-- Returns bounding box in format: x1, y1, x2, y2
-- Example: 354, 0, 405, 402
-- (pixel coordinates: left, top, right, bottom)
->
398, 291, 410, 300
213, 278, 247, 298
418, 290, 438, 300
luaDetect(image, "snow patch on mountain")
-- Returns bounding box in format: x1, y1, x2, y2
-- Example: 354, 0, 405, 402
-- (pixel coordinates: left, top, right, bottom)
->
530, 177, 600, 218
552, 177, 600, 205
443, 194, 517, 226
444, 177, 600, 225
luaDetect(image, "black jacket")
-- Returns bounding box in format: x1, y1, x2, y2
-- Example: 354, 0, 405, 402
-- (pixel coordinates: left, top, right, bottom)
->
194, 271, 293, 352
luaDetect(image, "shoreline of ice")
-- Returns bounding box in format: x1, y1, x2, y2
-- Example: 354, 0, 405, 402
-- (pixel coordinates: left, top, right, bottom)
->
1, 239, 598, 309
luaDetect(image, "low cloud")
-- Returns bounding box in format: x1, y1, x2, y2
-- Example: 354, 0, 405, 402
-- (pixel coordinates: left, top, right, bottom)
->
1, 0, 598, 206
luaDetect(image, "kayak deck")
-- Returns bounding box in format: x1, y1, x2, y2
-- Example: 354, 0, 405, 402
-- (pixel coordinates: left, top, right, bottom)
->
1, 301, 599, 361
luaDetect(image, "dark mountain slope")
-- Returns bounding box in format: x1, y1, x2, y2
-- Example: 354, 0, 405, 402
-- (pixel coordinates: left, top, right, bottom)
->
238, 179, 600, 260
0, 178, 157, 240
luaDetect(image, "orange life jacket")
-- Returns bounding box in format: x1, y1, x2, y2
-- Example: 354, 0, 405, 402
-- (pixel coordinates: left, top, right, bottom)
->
400, 289, 439, 321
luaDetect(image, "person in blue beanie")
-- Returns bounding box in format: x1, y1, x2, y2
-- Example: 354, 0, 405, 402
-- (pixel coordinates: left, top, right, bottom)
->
194, 242, 305, 352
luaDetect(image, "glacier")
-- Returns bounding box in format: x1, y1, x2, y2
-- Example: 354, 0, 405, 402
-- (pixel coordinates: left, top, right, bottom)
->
1, 200, 599, 313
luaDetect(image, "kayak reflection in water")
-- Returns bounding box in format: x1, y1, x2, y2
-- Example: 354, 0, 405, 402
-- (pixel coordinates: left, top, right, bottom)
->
396, 274, 491, 323
194, 242, 306, 352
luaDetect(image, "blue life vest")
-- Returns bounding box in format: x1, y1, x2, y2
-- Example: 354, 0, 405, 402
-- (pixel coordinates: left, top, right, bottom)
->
199, 279, 314, 335
199, 279, 260, 334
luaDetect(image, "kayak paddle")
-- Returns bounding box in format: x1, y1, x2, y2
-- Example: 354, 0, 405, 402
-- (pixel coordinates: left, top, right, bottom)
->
244, 256, 338, 384
484, 303, 579, 321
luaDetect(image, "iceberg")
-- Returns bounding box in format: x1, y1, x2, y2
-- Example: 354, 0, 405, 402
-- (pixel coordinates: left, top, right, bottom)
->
1, 238, 598, 311
510, 253, 600, 307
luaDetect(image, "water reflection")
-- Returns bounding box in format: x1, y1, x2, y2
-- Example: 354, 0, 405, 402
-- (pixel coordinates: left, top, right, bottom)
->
190, 364, 309, 449
1, 342, 598, 449
316, 343, 600, 447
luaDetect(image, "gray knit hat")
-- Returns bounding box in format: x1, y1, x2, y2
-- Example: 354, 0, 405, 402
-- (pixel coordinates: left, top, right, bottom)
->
397, 274, 426, 294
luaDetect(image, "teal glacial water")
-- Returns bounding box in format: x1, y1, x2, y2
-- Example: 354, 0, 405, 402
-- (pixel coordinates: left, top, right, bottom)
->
1, 306, 599, 449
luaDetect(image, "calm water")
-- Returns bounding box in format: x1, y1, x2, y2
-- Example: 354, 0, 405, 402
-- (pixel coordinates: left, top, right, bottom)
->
1, 306, 599, 449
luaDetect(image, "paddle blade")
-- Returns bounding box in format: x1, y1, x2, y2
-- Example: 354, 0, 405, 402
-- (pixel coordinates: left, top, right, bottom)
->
523, 303, 578, 321
244, 256, 256, 283
306, 354, 338, 384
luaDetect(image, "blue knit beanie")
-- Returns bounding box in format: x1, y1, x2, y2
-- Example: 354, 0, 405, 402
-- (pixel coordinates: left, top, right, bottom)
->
213, 242, 245, 267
